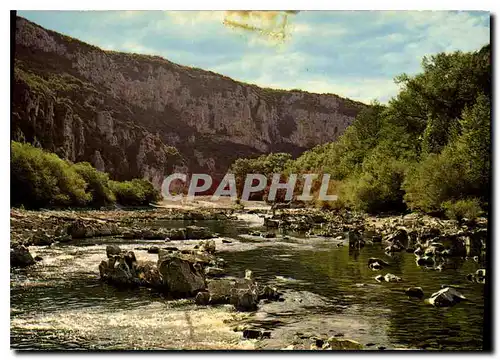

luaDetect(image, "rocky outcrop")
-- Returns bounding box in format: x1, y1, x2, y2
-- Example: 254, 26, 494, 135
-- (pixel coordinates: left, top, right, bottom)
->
13, 17, 366, 188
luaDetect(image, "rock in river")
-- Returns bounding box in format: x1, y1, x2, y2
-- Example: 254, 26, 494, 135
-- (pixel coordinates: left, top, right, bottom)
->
11, 245, 36, 268
186, 225, 214, 240
157, 253, 206, 296
195, 291, 210, 305
405, 287, 425, 299
106, 245, 122, 258
368, 258, 390, 267
375, 273, 401, 282
427, 287, 467, 307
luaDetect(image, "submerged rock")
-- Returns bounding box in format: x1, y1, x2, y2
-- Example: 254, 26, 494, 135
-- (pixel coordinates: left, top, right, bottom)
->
405, 287, 424, 299
186, 225, 214, 240
385, 244, 403, 253
321, 338, 363, 350
11, 245, 36, 268
147, 246, 160, 254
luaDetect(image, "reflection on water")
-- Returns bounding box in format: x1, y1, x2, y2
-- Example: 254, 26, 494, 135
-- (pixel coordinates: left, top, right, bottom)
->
11, 218, 485, 350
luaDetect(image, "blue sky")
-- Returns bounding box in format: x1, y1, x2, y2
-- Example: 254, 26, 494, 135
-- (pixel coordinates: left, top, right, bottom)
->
18, 10, 490, 103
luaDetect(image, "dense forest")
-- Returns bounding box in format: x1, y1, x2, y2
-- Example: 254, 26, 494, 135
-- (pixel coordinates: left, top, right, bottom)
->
230, 44, 491, 219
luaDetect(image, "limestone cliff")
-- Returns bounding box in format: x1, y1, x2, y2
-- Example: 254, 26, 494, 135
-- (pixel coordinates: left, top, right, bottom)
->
12, 16, 367, 188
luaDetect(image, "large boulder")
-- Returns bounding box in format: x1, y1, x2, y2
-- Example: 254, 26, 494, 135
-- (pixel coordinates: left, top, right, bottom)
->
11, 245, 35, 268
157, 253, 206, 296
427, 287, 466, 307
384, 229, 408, 246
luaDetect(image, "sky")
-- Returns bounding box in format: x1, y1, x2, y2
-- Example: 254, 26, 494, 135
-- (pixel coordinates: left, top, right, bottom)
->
17, 10, 490, 104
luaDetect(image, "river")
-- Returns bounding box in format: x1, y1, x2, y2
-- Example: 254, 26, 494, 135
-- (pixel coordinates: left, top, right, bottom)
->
10, 215, 485, 350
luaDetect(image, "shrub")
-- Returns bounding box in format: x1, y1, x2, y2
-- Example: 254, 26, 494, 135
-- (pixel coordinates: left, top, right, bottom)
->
43, 152, 90, 206
402, 148, 468, 213
110, 178, 160, 206
442, 198, 482, 221
11, 141, 90, 208
72, 162, 115, 207
341, 151, 407, 213
11, 141, 159, 209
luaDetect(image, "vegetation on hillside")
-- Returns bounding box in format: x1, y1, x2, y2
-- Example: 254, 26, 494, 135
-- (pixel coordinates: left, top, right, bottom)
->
11, 141, 160, 209
229, 45, 491, 219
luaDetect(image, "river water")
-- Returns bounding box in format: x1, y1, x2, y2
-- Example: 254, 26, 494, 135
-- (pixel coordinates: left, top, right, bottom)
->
10, 215, 485, 350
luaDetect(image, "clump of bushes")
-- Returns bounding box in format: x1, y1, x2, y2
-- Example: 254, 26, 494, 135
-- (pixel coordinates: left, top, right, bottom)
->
442, 198, 482, 221
11, 141, 160, 209
109, 179, 160, 206
11, 141, 90, 208
341, 153, 407, 214
72, 162, 116, 207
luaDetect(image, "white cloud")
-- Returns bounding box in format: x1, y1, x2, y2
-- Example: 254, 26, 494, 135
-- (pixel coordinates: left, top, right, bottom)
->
19, 10, 489, 104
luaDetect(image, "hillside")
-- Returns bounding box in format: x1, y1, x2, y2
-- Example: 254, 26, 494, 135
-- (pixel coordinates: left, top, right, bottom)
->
12, 16, 367, 189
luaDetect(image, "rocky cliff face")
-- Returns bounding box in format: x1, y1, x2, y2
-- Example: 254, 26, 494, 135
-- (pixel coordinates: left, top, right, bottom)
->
12, 16, 367, 189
